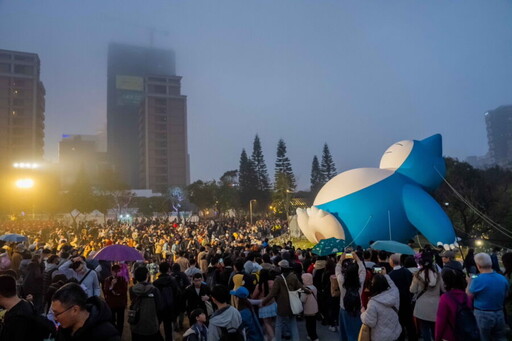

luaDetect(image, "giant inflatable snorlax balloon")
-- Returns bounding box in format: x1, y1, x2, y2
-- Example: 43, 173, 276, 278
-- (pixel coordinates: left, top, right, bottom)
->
297, 134, 457, 250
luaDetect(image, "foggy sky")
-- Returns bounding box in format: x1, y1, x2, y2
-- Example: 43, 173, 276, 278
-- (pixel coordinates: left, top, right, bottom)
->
1, 0, 511, 190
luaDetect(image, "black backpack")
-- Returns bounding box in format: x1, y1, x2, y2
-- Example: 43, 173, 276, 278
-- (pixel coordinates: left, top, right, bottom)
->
219, 325, 244, 341
343, 287, 361, 316
445, 292, 480, 341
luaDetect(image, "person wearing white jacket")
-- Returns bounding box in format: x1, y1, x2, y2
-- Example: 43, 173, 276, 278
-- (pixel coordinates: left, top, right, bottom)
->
360, 273, 402, 341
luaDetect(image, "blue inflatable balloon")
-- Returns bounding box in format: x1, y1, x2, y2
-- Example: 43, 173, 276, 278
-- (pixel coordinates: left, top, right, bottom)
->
297, 134, 457, 250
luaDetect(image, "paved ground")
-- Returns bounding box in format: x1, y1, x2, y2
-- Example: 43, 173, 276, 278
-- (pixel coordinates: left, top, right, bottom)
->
121, 316, 338, 340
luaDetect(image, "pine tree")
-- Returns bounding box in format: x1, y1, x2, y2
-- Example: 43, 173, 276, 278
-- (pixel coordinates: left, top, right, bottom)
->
239, 149, 259, 206
251, 135, 270, 191
311, 155, 323, 192
320, 143, 337, 183
274, 139, 296, 190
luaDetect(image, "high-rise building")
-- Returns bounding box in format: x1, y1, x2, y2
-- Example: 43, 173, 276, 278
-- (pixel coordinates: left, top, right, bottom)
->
107, 43, 189, 190
58, 134, 107, 188
0, 49, 45, 165
485, 105, 512, 167
139, 75, 189, 192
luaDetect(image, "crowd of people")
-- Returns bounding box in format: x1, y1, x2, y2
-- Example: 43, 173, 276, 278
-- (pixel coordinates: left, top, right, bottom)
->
0, 218, 510, 341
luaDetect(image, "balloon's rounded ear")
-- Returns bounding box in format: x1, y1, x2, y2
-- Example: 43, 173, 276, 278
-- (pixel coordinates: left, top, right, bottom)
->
420, 134, 442, 156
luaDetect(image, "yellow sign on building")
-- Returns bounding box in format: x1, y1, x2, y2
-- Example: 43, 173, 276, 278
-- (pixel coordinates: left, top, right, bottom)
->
116, 75, 143, 91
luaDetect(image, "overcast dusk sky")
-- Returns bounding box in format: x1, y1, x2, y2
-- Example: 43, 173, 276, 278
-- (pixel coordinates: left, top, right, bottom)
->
1, 0, 511, 189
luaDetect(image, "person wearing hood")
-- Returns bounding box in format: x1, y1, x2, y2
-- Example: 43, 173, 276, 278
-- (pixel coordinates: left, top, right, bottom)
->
410, 253, 443, 341
301, 273, 319, 341
182, 308, 208, 341
360, 273, 402, 341
51, 282, 119, 341
208, 284, 243, 341
129, 266, 164, 340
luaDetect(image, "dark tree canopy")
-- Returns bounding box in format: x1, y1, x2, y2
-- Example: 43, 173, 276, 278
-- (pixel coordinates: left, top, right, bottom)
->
251, 134, 270, 192
310, 155, 323, 193
320, 143, 337, 183
239, 149, 259, 206
274, 139, 296, 191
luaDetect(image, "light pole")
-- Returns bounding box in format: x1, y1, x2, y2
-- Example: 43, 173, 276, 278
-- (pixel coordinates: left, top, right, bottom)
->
285, 189, 293, 222
249, 199, 257, 225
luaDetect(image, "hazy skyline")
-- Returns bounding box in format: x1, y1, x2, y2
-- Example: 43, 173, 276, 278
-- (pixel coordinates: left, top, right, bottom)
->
1, 0, 511, 190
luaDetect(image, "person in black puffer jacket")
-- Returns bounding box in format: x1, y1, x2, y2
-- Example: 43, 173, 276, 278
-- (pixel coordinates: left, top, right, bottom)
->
51, 283, 120, 341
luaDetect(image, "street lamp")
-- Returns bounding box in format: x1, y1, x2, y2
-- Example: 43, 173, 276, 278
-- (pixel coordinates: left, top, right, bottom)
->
15, 178, 34, 189
285, 189, 293, 222
249, 199, 257, 225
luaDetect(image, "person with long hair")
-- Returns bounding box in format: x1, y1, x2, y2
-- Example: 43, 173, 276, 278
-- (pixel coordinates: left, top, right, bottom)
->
435, 268, 471, 341
335, 252, 366, 341
360, 273, 401, 341
410, 253, 443, 341
464, 248, 478, 275
231, 286, 264, 341
251, 269, 277, 341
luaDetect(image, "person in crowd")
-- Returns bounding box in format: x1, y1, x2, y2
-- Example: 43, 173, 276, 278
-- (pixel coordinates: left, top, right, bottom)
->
9, 244, 24, 275
218, 257, 234, 287
360, 273, 402, 341
262, 259, 310, 341
377, 250, 393, 274
129, 266, 163, 341
410, 252, 443, 341
208, 285, 243, 341
464, 248, 478, 275
22, 254, 44, 313
388, 253, 417, 341
302, 273, 319, 341
102, 264, 128, 335
435, 268, 472, 341
312, 255, 329, 325
251, 268, 277, 341
45, 273, 68, 314
502, 252, 512, 332
153, 262, 180, 341
363, 250, 376, 269
59, 256, 100, 297
440, 250, 463, 274
182, 308, 208, 341
244, 252, 262, 274
490, 247, 502, 274
176, 251, 190, 272
403, 256, 419, 275
325, 257, 340, 333
43, 254, 60, 303
335, 251, 366, 341
184, 272, 212, 320
231, 286, 264, 341
185, 258, 202, 282
197, 247, 208, 274
0, 274, 55, 340
468, 252, 509, 340
51, 282, 119, 341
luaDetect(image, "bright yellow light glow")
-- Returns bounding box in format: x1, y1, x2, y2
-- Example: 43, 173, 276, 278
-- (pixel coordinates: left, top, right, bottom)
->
15, 178, 34, 189
475, 240, 483, 246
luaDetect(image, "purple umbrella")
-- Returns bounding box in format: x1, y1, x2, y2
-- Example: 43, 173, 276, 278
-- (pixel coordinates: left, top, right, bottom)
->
92, 244, 144, 261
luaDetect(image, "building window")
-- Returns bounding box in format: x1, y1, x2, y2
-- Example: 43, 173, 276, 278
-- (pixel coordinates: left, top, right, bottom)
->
14, 55, 34, 62
148, 84, 166, 94
0, 53, 11, 60
14, 65, 33, 75
0, 63, 10, 73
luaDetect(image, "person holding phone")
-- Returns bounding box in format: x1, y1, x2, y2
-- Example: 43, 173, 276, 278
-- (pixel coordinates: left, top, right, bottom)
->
335, 251, 366, 341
